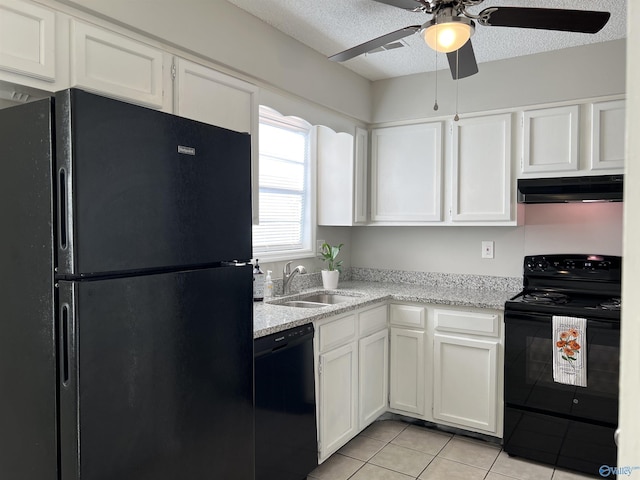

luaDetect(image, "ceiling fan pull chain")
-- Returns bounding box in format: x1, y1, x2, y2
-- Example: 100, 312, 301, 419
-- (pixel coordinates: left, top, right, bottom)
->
454, 49, 460, 121
433, 40, 439, 111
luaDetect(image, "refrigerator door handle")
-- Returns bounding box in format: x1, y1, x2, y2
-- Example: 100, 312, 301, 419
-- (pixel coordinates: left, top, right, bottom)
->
60, 302, 71, 386
57, 283, 76, 392
57, 282, 80, 480
58, 168, 68, 250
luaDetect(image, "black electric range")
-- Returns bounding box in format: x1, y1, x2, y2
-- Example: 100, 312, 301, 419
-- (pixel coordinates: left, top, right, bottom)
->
503, 254, 621, 476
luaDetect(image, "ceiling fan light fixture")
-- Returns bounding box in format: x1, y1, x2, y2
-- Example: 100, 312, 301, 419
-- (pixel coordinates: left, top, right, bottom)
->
423, 16, 475, 53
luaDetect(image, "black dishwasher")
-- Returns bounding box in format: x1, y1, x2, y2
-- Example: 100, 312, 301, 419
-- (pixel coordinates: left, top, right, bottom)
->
254, 324, 317, 480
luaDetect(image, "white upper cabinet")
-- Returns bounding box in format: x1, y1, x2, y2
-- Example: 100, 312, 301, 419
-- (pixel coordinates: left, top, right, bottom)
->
173, 57, 257, 134
522, 105, 579, 174
0, 0, 68, 90
315, 125, 355, 226
450, 113, 513, 223
371, 122, 443, 223
591, 99, 626, 171
70, 19, 165, 109
0, 0, 55, 80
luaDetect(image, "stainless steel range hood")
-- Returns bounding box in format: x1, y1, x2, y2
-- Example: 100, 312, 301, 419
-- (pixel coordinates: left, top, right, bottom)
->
517, 175, 624, 204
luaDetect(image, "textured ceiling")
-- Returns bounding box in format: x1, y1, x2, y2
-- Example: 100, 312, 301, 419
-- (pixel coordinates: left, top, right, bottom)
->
226, 0, 627, 81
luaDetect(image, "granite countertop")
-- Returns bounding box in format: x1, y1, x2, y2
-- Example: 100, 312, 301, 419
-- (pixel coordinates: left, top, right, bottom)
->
253, 280, 519, 338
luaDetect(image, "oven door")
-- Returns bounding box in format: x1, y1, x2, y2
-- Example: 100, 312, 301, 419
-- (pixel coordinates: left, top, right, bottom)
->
504, 310, 619, 425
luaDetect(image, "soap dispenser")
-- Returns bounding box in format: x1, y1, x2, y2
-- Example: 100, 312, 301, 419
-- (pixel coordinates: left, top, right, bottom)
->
264, 270, 273, 299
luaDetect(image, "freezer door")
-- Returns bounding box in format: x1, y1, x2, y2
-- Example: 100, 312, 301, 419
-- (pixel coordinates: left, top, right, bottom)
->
55, 89, 252, 277
58, 266, 254, 480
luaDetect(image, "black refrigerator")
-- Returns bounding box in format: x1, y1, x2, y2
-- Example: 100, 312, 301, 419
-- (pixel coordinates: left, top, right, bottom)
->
0, 89, 254, 479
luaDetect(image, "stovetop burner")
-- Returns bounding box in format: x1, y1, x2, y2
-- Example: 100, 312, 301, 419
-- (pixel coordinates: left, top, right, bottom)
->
506, 254, 622, 321
522, 292, 570, 305
598, 298, 621, 311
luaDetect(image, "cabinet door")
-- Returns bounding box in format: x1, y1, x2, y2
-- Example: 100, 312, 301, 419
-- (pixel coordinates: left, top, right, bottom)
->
433, 334, 498, 434
591, 99, 625, 171
389, 327, 425, 415
522, 105, 579, 174
451, 114, 512, 222
359, 329, 388, 430
318, 342, 358, 461
70, 20, 165, 109
0, 0, 56, 81
174, 57, 257, 134
371, 123, 443, 222
316, 125, 355, 226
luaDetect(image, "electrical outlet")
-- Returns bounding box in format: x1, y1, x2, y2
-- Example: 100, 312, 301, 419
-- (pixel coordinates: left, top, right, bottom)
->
316, 239, 326, 256
482, 241, 494, 259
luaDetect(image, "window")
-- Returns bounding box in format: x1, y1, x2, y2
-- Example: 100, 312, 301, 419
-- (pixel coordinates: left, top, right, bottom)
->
252, 106, 314, 260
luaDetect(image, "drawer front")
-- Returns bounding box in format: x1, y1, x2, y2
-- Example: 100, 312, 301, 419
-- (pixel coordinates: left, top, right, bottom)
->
390, 304, 425, 329
318, 314, 357, 352
434, 309, 499, 337
358, 304, 388, 337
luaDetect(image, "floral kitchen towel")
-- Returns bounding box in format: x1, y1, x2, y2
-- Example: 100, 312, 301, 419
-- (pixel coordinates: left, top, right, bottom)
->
552, 316, 587, 387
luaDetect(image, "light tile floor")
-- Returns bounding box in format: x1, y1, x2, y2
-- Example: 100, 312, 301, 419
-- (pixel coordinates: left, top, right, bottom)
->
308, 420, 597, 480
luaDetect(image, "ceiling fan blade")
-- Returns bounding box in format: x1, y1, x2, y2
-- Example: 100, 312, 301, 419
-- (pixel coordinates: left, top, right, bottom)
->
371, 0, 424, 12
446, 40, 479, 80
329, 25, 421, 62
479, 7, 610, 34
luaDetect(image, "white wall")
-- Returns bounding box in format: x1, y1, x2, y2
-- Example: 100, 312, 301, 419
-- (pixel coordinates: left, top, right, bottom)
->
619, 1, 640, 466
372, 39, 626, 124
351, 202, 622, 278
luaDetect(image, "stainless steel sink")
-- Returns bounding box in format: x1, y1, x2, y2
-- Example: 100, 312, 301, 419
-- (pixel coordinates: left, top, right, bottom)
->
276, 293, 361, 308
281, 300, 329, 308
299, 293, 356, 304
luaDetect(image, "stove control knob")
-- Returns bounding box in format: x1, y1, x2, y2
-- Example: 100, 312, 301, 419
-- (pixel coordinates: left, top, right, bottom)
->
573, 398, 579, 404
537, 261, 548, 271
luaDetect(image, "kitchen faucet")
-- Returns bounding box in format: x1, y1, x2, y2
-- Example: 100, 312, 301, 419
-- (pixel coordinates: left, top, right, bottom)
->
282, 261, 307, 295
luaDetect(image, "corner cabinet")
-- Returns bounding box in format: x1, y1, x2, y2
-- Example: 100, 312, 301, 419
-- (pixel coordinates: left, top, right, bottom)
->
388, 304, 426, 416
371, 123, 443, 223
450, 113, 513, 223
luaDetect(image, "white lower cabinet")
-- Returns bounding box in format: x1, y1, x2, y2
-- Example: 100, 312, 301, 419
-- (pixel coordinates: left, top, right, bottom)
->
389, 327, 425, 415
432, 307, 503, 437
315, 303, 388, 463
318, 341, 358, 461
315, 301, 504, 464
388, 304, 427, 416
433, 334, 498, 432
359, 328, 388, 430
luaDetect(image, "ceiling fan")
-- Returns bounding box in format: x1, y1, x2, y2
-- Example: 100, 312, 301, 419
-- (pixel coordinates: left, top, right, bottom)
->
329, 0, 611, 80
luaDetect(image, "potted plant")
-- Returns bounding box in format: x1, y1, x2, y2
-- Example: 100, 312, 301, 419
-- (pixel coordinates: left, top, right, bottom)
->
320, 242, 343, 289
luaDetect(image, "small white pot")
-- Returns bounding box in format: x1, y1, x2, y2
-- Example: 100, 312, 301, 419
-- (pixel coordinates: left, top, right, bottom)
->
321, 270, 339, 289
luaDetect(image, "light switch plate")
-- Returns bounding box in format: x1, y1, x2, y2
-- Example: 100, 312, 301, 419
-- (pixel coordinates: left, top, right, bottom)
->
316, 239, 326, 256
